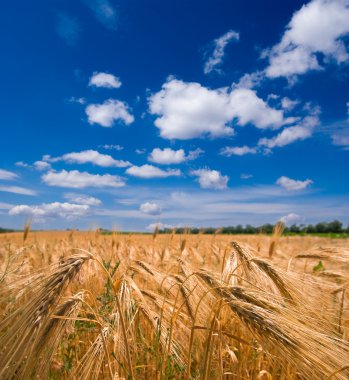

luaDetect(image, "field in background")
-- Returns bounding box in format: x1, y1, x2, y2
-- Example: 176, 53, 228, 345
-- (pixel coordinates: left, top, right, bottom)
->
1, 230, 349, 379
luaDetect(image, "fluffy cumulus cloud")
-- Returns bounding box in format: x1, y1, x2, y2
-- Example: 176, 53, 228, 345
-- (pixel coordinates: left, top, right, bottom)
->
191, 169, 229, 190
229, 88, 292, 129
265, 0, 349, 79
280, 212, 302, 225
33, 161, 51, 171
148, 147, 203, 164
0, 169, 18, 180
9, 202, 89, 220
204, 30, 239, 74
148, 148, 186, 164
126, 164, 181, 178
0, 186, 37, 196
149, 79, 289, 140
89, 72, 122, 88
42, 170, 125, 188
139, 202, 162, 215
45, 150, 131, 168
63, 193, 102, 206
258, 115, 319, 148
220, 145, 257, 156
276, 176, 313, 191
86, 99, 134, 127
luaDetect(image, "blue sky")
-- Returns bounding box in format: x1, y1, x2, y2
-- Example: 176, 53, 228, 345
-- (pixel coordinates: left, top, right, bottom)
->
0, 0, 348, 231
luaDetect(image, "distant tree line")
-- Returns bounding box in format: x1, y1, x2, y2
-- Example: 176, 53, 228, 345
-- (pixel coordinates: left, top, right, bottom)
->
159, 220, 348, 235
0, 227, 16, 233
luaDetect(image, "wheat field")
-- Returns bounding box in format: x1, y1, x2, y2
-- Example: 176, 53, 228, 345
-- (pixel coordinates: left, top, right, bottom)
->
0, 228, 348, 379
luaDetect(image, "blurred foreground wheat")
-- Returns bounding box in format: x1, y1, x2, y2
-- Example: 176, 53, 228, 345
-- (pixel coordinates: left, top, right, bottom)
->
0, 231, 348, 379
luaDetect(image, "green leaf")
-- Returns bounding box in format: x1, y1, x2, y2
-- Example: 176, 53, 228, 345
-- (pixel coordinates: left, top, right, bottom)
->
313, 260, 325, 272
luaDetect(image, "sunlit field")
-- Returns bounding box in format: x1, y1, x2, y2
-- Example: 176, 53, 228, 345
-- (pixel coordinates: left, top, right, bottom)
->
1, 229, 348, 379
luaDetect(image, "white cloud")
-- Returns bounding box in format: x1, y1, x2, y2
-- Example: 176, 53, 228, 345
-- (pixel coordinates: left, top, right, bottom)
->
258, 115, 319, 148
148, 147, 203, 165
0, 186, 37, 196
135, 148, 146, 154
265, 0, 349, 79
280, 212, 302, 225
235, 71, 264, 89
42, 170, 125, 188
331, 120, 349, 149
204, 30, 239, 74
56, 12, 80, 46
332, 131, 349, 148
83, 0, 118, 30
89, 72, 122, 88
276, 176, 313, 191
191, 169, 229, 190
147, 222, 173, 231
240, 173, 253, 179
86, 99, 134, 127
15, 161, 30, 168
45, 150, 131, 168
0, 202, 14, 210
9, 202, 89, 220
126, 164, 181, 179
0, 169, 18, 180
281, 97, 299, 111
220, 145, 257, 156
63, 193, 102, 206
69, 97, 86, 105
139, 202, 162, 215
149, 79, 234, 139
149, 79, 289, 140
187, 148, 205, 160
101, 144, 124, 151
148, 148, 186, 164
229, 88, 292, 129
33, 161, 51, 171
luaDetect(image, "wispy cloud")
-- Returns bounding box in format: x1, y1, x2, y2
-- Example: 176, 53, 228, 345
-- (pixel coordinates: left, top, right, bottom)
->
220, 146, 257, 157
0, 169, 18, 180
204, 30, 239, 74
63, 193, 102, 206
95, 185, 349, 230
56, 12, 81, 46
83, 0, 119, 30
0, 186, 37, 196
